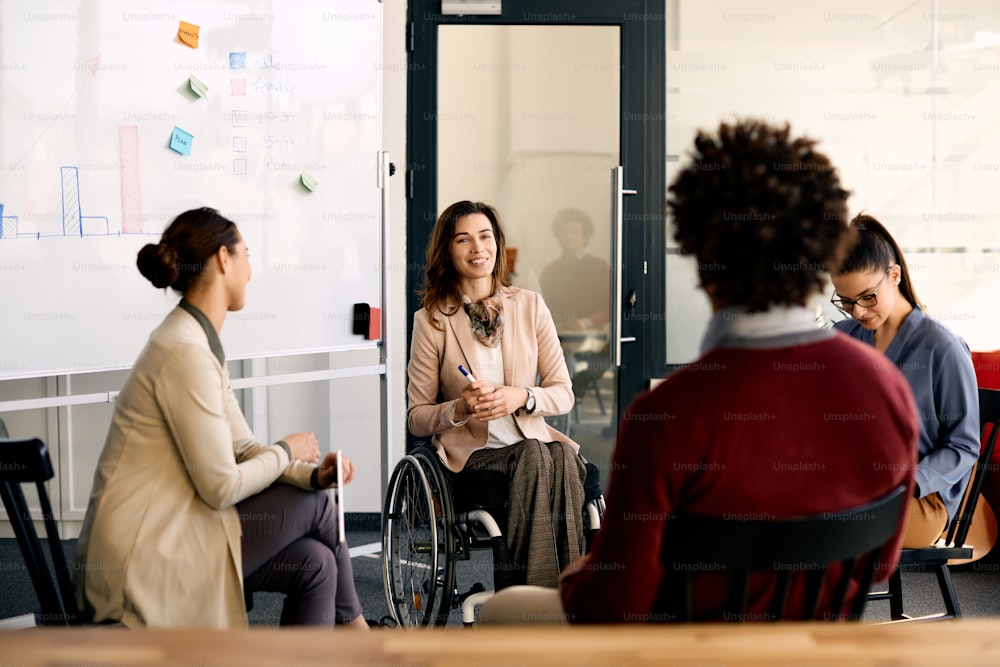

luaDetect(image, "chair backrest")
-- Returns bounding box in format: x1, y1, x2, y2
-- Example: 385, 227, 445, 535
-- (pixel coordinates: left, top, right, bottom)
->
0, 437, 82, 625
661, 485, 907, 622
944, 387, 1000, 548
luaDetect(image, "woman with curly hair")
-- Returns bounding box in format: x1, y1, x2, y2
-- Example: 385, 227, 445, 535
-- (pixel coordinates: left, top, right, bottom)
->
482, 120, 921, 624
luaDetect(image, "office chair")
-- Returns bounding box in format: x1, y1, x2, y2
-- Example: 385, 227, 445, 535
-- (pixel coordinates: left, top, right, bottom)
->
663, 485, 907, 622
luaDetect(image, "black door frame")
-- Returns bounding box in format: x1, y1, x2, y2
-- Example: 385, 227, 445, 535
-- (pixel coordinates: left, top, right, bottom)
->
405, 0, 666, 435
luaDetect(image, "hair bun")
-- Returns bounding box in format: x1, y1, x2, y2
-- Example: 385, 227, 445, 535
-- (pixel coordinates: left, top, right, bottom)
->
136, 242, 180, 289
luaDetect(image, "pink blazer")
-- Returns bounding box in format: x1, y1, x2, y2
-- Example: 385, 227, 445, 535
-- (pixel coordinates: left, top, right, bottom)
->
407, 286, 579, 472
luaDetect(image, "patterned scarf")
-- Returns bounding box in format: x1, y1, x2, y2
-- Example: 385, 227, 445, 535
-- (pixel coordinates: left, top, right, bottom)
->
462, 292, 505, 348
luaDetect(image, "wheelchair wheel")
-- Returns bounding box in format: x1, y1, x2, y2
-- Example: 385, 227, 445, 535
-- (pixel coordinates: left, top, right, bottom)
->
382, 452, 456, 626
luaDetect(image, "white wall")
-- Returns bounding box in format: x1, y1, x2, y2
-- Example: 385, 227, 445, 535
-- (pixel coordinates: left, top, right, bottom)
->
666, 0, 1000, 362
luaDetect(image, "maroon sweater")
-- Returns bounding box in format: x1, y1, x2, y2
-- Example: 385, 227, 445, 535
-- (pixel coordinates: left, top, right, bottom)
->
561, 332, 919, 623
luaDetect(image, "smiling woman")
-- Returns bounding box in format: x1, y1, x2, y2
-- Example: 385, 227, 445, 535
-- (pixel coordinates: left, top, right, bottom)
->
406, 200, 585, 589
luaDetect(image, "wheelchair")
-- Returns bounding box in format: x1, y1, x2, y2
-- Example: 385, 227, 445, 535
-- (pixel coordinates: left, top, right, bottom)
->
381, 442, 605, 627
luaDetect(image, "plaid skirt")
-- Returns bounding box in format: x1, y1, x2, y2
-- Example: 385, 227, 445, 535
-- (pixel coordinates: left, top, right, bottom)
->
450, 439, 586, 588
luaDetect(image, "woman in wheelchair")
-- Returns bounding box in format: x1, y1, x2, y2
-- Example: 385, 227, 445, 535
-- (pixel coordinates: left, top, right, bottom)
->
406, 200, 587, 590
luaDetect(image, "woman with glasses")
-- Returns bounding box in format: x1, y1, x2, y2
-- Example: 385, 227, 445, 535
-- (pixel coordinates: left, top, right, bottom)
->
830, 214, 983, 549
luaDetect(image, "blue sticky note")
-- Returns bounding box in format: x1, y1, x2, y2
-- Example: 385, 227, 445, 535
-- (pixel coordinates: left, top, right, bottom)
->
169, 126, 193, 155
229, 52, 247, 69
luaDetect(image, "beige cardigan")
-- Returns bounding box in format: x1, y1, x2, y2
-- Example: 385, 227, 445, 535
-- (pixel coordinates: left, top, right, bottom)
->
74, 306, 315, 628
407, 286, 578, 472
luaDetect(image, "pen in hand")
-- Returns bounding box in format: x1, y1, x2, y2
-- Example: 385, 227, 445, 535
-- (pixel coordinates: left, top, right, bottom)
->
459, 364, 484, 419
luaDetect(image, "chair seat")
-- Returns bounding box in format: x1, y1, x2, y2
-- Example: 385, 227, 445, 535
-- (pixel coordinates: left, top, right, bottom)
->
898, 546, 973, 565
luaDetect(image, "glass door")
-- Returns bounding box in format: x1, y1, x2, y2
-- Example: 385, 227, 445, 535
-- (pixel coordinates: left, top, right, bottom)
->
437, 24, 621, 477
406, 1, 665, 489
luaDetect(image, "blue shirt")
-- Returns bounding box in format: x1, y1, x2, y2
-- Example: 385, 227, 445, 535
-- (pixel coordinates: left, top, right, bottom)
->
835, 307, 979, 520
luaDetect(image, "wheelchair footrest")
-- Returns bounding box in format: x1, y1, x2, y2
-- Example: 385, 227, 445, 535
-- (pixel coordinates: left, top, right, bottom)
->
454, 582, 487, 606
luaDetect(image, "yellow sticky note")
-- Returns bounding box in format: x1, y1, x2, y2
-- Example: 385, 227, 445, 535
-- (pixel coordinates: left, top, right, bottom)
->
178, 21, 200, 49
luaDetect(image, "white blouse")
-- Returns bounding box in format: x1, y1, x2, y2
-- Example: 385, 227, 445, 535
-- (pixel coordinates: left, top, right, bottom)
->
478, 342, 525, 448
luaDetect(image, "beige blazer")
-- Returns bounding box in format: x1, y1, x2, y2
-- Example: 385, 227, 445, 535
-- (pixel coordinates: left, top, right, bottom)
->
74, 306, 315, 628
407, 286, 578, 472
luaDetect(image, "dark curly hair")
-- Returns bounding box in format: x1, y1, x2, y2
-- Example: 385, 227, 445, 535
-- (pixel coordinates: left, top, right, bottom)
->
419, 200, 512, 323
667, 120, 854, 312
136, 207, 239, 295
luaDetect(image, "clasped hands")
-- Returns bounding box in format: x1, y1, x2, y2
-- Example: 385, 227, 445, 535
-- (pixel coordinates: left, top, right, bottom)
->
460, 380, 529, 422
281, 431, 356, 489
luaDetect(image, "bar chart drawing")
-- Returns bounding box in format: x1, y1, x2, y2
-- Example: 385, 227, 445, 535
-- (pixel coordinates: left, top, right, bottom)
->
0, 202, 28, 239
2, 167, 112, 239
0, 203, 13, 238
0, 160, 142, 240
61, 166, 109, 236
119, 125, 143, 234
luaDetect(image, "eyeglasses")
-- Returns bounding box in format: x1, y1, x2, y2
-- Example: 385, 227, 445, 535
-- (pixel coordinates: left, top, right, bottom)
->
831, 268, 892, 315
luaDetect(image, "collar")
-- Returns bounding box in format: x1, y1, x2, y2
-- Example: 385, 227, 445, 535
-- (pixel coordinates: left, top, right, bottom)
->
178, 299, 226, 366
881, 305, 925, 357
700, 305, 831, 354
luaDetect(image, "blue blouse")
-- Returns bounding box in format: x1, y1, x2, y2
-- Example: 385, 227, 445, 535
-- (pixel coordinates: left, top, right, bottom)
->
835, 307, 980, 520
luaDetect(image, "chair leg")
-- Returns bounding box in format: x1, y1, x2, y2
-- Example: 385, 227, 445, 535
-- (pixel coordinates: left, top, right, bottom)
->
934, 565, 962, 619
591, 379, 606, 415
888, 567, 904, 620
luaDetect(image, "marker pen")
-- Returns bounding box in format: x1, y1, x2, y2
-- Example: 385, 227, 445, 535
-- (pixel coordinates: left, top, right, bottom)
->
458, 364, 477, 383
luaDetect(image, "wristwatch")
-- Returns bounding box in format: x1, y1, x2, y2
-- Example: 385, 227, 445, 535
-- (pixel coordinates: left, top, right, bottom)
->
522, 388, 536, 415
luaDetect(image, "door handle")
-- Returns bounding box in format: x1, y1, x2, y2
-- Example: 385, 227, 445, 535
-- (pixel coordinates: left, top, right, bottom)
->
610, 166, 638, 368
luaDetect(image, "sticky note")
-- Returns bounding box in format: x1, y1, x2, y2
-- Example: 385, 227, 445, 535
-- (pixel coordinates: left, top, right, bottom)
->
229, 52, 247, 69
300, 172, 318, 191
178, 21, 200, 48
188, 75, 208, 97
169, 127, 193, 156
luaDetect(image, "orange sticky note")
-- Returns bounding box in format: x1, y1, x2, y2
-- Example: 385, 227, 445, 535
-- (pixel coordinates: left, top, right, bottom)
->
178, 21, 200, 49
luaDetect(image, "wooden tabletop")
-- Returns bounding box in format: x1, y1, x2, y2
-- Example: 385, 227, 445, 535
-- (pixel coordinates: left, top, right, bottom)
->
3, 620, 1000, 666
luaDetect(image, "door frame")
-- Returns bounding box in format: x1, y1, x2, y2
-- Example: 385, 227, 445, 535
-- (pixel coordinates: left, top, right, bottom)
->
405, 0, 666, 433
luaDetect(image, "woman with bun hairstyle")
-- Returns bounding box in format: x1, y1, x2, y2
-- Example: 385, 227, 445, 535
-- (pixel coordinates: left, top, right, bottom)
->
74, 208, 367, 629
831, 214, 984, 549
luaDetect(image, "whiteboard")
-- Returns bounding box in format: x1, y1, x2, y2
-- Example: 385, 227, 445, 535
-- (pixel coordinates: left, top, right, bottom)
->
0, 0, 382, 380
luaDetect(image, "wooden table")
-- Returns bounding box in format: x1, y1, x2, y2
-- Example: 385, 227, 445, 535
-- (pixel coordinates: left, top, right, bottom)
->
2, 621, 1000, 666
